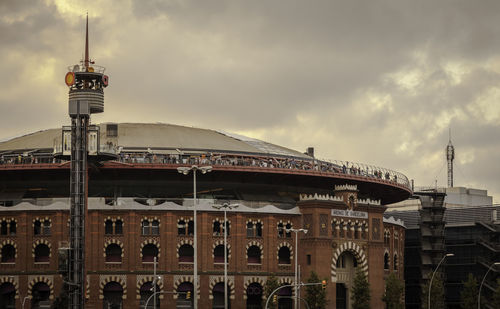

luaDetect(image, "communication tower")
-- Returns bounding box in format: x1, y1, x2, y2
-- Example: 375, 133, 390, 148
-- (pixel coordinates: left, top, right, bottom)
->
63, 15, 109, 308
446, 129, 455, 188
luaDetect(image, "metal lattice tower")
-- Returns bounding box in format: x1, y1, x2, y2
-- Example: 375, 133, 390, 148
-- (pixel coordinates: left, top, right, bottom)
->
64, 15, 109, 308
446, 129, 454, 188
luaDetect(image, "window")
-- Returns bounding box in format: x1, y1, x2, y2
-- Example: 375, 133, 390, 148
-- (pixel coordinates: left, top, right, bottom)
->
278, 247, 291, 265
278, 222, 292, 238
354, 223, 360, 239
0, 282, 15, 308
142, 244, 159, 263
178, 219, 194, 236
31, 282, 51, 309
103, 281, 123, 309
34, 244, 50, 263
115, 220, 123, 234
106, 124, 118, 137
285, 223, 292, 238
106, 219, 123, 235
278, 223, 284, 238
247, 221, 262, 237
0, 222, 7, 235
384, 252, 389, 270
176, 282, 194, 308
1, 244, 15, 263
105, 244, 122, 263
307, 254, 311, 265
139, 281, 160, 308
142, 220, 150, 235
105, 220, 114, 235
247, 245, 261, 264
394, 254, 398, 271
213, 245, 227, 264
339, 222, 345, 238
214, 221, 222, 236
34, 219, 51, 236
151, 220, 159, 235
179, 244, 194, 263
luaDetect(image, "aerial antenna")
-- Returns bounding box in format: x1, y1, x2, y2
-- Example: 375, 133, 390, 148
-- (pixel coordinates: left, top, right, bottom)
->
85, 13, 89, 70
446, 127, 455, 187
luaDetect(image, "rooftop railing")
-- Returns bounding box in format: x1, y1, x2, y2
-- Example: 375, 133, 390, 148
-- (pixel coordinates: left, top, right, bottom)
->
1, 149, 411, 191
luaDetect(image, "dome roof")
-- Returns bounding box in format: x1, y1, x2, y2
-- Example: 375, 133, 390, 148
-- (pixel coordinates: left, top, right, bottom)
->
0, 123, 310, 159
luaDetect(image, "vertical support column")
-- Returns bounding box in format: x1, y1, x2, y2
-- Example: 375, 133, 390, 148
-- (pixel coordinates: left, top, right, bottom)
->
69, 104, 88, 309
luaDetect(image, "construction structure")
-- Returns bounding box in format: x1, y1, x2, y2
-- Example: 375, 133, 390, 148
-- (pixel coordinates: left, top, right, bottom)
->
63, 15, 110, 308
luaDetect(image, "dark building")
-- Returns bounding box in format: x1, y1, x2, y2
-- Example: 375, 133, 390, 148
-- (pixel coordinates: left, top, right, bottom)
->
388, 189, 500, 309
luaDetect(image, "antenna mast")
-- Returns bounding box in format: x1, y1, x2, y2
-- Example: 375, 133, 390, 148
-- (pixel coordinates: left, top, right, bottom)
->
446, 128, 455, 187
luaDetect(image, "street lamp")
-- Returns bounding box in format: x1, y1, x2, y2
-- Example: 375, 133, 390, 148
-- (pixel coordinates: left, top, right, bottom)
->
285, 228, 308, 309
478, 261, 500, 309
428, 253, 454, 309
177, 165, 212, 309
212, 202, 239, 309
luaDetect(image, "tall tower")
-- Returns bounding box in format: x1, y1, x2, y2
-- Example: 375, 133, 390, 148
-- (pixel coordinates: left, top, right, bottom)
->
63, 15, 109, 309
446, 129, 455, 188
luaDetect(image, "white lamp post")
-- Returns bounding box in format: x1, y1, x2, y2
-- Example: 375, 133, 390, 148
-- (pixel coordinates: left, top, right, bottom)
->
286, 228, 308, 309
177, 165, 212, 309
428, 253, 454, 309
212, 202, 238, 309
478, 261, 500, 309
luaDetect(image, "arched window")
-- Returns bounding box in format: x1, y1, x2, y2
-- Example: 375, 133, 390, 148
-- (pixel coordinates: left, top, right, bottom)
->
278, 246, 291, 265
246, 222, 254, 237
115, 220, 123, 235
394, 254, 398, 271
212, 282, 230, 309
176, 282, 194, 308
224, 221, 230, 236
246, 282, 263, 309
332, 221, 337, 237
277, 223, 284, 238
34, 220, 42, 235
142, 244, 159, 263
103, 281, 123, 309
285, 223, 292, 238
105, 244, 122, 263
247, 245, 261, 264
105, 220, 114, 235
0, 221, 7, 235
346, 222, 352, 238
1, 244, 15, 263
151, 220, 159, 235
178, 220, 186, 235
214, 221, 222, 236
187, 220, 194, 235
31, 282, 50, 309
214, 245, 228, 264
384, 252, 389, 270
34, 244, 50, 263
142, 220, 150, 235
0, 282, 16, 308
339, 222, 345, 238
256, 222, 262, 237
139, 281, 160, 308
354, 223, 360, 239
43, 220, 51, 235
179, 244, 194, 263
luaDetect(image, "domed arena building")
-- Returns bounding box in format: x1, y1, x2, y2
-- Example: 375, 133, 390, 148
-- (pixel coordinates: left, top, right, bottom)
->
0, 122, 409, 308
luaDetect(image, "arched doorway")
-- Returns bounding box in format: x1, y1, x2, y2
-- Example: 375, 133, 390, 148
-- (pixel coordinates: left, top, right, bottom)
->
277, 285, 292, 309
176, 282, 193, 309
212, 282, 230, 309
246, 282, 263, 309
335, 251, 358, 309
31, 282, 50, 309
102, 281, 123, 309
139, 281, 160, 309
0, 282, 15, 309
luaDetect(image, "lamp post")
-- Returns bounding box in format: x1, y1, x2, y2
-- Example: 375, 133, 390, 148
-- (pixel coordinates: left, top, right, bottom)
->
428, 253, 454, 309
151, 256, 161, 309
212, 202, 238, 309
478, 261, 500, 309
177, 165, 212, 309
286, 228, 308, 309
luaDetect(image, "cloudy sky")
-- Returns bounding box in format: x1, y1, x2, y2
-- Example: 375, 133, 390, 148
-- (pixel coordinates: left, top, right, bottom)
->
1, 0, 499, 203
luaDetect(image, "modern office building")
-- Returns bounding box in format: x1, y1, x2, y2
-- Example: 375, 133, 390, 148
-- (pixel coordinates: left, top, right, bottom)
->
387, 187, 499, 309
